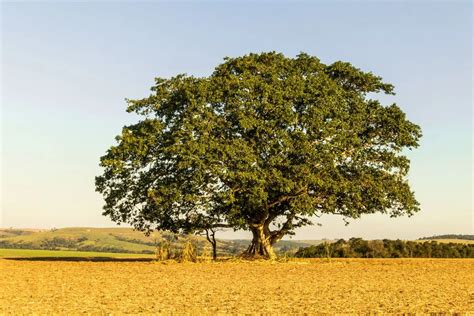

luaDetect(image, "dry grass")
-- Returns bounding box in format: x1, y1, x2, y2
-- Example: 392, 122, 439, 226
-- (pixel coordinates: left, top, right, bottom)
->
1, 258, 473, 314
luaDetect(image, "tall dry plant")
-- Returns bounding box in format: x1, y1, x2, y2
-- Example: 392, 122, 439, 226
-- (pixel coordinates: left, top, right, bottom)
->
323, 242, 333, 262
180, 240, 197, 262
155, 240, 172, 261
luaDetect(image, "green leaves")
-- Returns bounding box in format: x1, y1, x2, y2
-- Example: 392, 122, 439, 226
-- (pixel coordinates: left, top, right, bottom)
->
96, 52, 421, 240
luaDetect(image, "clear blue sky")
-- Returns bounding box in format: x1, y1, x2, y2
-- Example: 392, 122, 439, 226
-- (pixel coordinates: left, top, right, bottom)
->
1, 1, 472, 239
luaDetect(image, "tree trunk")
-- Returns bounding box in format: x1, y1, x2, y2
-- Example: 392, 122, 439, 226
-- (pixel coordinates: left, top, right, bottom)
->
242, 224, 277, 260
210, 230, 217, 261
205, 228, 218, 261
212, 240, 217, 261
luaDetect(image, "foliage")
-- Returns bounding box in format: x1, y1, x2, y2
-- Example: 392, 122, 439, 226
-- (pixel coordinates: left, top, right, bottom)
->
294, 238, 474, 258
96, 52, 421, 258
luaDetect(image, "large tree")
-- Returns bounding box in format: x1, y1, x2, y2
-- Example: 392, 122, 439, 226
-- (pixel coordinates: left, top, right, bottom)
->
96, 52, 421, 259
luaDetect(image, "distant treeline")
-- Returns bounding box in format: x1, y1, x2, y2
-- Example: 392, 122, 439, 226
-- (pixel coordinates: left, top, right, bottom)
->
294, 238, 474, 258
419, 234, 474, 241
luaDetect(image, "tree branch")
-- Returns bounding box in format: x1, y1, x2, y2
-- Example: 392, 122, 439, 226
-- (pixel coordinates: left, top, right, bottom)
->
266, 187, 307, 209
269, 213, 296, 245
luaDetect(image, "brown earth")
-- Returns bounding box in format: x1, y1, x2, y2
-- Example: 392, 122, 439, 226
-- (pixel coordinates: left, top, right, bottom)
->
1, 258, 473, 314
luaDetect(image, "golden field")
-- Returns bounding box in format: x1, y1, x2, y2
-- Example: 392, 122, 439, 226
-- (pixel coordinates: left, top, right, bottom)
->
1, 258, 473, 314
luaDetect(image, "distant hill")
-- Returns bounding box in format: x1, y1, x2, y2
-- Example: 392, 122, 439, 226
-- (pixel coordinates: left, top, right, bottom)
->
418, 234, 474, 241
0, 227, 160, 254
0, 227, 314, 255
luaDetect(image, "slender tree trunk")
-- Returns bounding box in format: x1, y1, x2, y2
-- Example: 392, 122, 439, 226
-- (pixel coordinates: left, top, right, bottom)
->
210, 229, 217, 261
242, 223, 276, 260
212, 239, 217, 261
205, 228, 218, 261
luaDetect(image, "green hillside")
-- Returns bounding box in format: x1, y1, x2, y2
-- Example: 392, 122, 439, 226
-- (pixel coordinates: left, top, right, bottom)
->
0, 227, 155, 253
0, 248, 154, 259
0, 227, 213, 254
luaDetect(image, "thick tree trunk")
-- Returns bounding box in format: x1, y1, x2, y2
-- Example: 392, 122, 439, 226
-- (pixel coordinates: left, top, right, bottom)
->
242, 224, 277, 260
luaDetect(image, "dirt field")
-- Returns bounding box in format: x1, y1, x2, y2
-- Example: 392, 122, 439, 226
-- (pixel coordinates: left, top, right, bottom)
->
1, 258, 473, 314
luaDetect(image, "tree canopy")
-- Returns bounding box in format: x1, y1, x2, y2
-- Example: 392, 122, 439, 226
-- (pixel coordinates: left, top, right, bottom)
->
96, 52, 421, 259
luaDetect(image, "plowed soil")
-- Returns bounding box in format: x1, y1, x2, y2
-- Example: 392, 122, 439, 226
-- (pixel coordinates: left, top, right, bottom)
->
1, 258, 473, 314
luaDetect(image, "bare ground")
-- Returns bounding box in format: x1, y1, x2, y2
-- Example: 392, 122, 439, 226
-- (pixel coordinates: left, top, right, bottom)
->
1, 258, 473, 314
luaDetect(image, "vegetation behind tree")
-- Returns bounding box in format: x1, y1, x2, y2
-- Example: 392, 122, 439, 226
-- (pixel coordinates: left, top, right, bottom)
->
295, 238, 474, 258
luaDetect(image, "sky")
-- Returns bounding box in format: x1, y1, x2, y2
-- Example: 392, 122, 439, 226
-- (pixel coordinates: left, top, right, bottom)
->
1, 1, 472, 240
